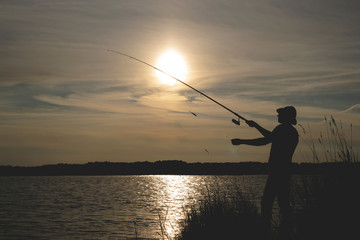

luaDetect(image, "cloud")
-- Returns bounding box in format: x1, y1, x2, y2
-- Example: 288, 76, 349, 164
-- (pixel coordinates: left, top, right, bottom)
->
343, 104, 360, 114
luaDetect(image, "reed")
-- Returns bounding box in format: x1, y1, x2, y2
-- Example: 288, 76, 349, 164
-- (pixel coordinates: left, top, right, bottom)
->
298, 116, 358, 163
292, 117, 359, 239
176, 187, 273, 240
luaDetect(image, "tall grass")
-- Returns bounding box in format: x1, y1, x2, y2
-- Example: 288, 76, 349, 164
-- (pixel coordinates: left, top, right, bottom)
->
177, 187, 272, 240
298, 116, 358, 163
293, 117, 359, 239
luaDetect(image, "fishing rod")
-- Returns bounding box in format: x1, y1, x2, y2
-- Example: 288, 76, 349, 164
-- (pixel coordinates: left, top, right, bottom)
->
107, 49, 248, 124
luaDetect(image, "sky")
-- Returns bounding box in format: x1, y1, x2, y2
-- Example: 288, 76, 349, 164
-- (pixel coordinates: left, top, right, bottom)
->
1, 0, 359, 166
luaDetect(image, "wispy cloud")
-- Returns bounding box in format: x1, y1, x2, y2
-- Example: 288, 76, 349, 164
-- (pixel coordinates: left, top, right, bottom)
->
343, 104, 360, 114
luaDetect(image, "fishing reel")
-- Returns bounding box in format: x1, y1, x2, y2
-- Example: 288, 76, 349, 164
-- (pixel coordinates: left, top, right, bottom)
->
232, 118, 240, 125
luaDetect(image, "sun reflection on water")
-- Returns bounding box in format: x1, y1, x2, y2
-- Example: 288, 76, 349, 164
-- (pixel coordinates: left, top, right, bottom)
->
130, 175, 265, 239
152, 175, 202, 238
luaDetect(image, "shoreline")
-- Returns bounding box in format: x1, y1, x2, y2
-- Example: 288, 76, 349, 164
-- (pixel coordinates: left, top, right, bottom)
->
1, 160, 359, 176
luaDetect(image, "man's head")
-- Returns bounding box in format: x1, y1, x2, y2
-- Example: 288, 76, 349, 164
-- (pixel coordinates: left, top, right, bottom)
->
277, 106, 297, 125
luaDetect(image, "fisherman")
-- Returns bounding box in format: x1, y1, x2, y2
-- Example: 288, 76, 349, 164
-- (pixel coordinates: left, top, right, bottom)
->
231, 106, 298, 238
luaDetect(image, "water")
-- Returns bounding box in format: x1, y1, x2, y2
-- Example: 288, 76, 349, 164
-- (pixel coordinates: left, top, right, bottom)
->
0, 175, 267, 240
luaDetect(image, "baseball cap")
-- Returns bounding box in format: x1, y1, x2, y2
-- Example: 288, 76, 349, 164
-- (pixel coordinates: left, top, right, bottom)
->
276, 106, 297, 125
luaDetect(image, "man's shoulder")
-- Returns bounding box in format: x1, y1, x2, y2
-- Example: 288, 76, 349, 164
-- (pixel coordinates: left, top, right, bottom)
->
274, 124, 298, 135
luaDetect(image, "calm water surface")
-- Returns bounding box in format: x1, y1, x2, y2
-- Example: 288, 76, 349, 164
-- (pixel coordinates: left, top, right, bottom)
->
0, 175, 268, 239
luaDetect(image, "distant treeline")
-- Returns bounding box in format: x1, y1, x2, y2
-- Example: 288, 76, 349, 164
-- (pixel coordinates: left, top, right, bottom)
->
1, 160, 359, 176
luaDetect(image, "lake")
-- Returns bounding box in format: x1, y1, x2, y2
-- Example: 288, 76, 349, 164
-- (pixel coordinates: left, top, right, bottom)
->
0, 175, 268, 239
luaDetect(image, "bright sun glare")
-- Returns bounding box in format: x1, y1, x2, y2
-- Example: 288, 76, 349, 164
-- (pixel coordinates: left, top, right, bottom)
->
155, 50, 188, 86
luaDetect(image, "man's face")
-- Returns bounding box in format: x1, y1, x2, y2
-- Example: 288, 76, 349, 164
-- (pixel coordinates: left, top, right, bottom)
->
277, 114, 285, 123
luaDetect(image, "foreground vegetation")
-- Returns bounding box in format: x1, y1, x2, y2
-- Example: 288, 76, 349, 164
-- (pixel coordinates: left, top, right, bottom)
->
177, 188, 270, 240
172, 117, 359, 240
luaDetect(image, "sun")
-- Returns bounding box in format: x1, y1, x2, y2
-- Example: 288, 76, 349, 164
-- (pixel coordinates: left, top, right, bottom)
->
155, 50, 188, 86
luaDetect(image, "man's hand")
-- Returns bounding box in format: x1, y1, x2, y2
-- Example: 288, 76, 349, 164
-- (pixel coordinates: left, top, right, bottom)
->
231, 138, 244, 145
245, 120, 259, 128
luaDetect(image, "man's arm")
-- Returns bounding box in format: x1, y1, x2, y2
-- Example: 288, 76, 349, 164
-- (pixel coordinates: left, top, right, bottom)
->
245, 120, 272, 138
231, 137, 271, 146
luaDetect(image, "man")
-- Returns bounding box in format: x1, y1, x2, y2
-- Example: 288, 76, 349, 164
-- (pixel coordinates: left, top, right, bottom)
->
231, 106, 299, 237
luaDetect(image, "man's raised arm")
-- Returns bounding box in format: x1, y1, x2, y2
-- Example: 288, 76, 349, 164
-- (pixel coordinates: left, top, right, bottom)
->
245, 120, 272, 138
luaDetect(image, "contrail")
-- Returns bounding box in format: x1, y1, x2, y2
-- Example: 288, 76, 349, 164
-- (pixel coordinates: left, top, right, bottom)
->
107, 49, 248, 123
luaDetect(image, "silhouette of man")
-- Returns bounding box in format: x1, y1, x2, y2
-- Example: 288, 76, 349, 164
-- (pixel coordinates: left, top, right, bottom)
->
231, 106, 298, 237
